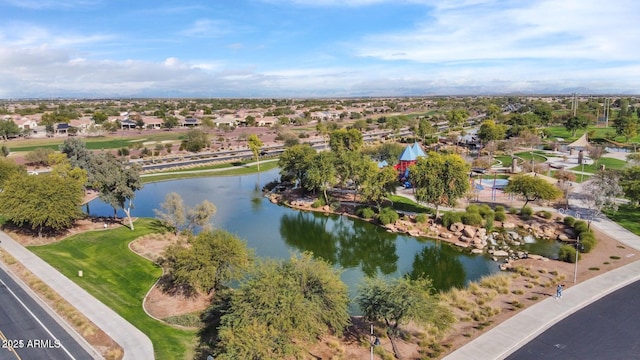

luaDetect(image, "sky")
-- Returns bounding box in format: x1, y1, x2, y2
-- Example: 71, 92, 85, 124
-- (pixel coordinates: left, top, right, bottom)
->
0, 0, 639, 98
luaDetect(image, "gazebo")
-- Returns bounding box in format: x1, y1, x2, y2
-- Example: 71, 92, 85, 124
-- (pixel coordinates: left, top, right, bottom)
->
394, 142, 427, 172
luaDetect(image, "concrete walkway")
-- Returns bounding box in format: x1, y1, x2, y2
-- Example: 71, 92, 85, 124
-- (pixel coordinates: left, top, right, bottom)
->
0, 231, 154, 360
444, 181, 640, 359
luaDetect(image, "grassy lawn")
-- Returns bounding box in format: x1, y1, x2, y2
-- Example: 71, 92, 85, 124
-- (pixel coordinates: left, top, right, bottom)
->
495, 155, 513, 167
28, 218, 197, 360
7, 132, 186, 152
388, 194, 433, 214
544, 126, 640, 144
605, 204, 640, 236
142, 160, 279, 183
515, 151, 547, 163
568, 157, 628, 173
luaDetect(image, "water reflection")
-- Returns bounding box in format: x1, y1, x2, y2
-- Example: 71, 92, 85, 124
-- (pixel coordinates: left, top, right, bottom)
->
407, 245, 466, 291
280, 212, 398, 276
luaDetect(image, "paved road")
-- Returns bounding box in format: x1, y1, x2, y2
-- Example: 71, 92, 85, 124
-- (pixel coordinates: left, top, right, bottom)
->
0, 231, 154, 360
0, 266, 92, 360
507, 279, 640, 360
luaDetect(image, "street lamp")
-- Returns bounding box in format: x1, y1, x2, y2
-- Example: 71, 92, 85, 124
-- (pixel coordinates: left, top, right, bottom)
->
370, 324, 380, 360
573, 236, 584, 284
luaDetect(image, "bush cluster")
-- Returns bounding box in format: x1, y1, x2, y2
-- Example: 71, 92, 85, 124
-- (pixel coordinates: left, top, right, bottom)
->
415, 213, 428, 224
538, 210, 553, 219
520, 206, 533, 220
357, 207, 376, 219
377, 207, 399, 225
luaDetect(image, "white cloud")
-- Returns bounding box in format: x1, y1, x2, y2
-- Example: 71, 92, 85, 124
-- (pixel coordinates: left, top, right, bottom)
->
355, 0, 640, 63
179, 19, 233, 38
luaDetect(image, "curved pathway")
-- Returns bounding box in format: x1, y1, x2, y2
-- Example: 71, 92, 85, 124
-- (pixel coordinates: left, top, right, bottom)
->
0, 231, 154, 360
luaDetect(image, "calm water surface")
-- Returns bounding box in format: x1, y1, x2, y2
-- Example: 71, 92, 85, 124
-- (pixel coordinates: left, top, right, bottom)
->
88, 168, 500, 311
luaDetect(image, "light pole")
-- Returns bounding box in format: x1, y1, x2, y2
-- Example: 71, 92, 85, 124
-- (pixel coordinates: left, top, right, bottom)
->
574, 236, 581, 284
370, 324, 380, 360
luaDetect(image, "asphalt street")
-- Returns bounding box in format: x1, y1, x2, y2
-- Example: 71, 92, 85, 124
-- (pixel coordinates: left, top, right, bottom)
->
507, 279, 640, 360
0, 267, 92, 360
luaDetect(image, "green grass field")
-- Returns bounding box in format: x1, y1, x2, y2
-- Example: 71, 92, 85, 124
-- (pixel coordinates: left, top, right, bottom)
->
7, 132, 186, 153
544, 126, 640, 144
514, 151, 547, 163
142, 160, 279, 183
605, 204, 640, 236
494, 155, 513, 167
568, 157, 628, 173
387, 194, 433, 214
28, 219, 197, 360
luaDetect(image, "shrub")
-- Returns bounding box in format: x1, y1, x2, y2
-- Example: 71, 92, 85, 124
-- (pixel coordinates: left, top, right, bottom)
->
461, 212, 483, 226
479, 205, 493, 218
580, 237, 596, 253
494, 205, 505, 213
357, 207, 376, 219
117, 147, 130, 156
538, 210, 553, 219
311, 198, 326, 208
494, 211, 506, 222
377, 207, 399, 225
484, 214, 494, 231
520, 206, 533, 219
465, 204, 480, 213
563, 216, 576, 227
415, 213, 428, 223
508, 207, 518, 215
574, 221, 589, 234
558, 244, 579, 263
442, 211, 462, 229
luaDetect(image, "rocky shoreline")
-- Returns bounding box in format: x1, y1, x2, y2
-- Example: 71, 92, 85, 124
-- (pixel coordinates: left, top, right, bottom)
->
267, 191, 576, 271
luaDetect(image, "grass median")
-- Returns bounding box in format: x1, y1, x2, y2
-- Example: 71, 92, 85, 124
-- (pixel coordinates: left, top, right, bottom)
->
28, 218, 197, 360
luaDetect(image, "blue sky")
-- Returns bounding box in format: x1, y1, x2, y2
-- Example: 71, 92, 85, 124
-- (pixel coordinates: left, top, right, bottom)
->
0, 0, 638, 98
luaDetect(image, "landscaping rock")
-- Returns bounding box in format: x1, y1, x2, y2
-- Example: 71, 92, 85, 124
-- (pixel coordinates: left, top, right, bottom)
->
558, 234, 569, 241
462, 226, 476, 238
503, 222, 516, 229
493, 250, 509, 257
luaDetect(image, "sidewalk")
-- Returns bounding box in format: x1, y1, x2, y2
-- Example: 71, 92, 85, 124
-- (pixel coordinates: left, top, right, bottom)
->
443, 182, 640, 360
0, 231, 154, 360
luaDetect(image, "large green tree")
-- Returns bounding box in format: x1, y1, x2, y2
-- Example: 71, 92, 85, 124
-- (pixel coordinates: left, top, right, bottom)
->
0, 172, 83, 236
212, 253, 350, 359
563, 115, 591, 137
410, 152, 470, 219
477, 120, 506, 143
0, 119, 20, 140
504, 174, 562, 210
0, 157, 25, 190
620, 166, 640, 206
89, 153, 142, 230
278, 144, 316, 187
328, 128, 364, 153
359, 164, 398, 208
447, 108, 469, 128
183, 128, 209, 152
357, 276, 454, 359
161, 229, 252, 294
304, 151, 337, 204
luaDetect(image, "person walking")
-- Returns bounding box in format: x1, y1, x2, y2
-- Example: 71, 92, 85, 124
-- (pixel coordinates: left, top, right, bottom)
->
555, 284, 563, 299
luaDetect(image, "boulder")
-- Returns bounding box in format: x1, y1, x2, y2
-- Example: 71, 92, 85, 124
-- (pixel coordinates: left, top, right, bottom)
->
558, 234, 569, 241
450, 222, 464, 232
471, 248, 484, 254
493, 250, 509, 257
463, 226, 476, 238
503, 222, 516, 229
440, 233, 453, 239
459, 235, 472, 242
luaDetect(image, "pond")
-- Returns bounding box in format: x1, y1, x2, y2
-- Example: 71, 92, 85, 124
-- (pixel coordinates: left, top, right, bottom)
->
87, 168, 500, 312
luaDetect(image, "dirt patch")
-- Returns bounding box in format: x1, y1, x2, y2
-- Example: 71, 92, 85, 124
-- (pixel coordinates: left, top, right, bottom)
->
129, 233, 212, 322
